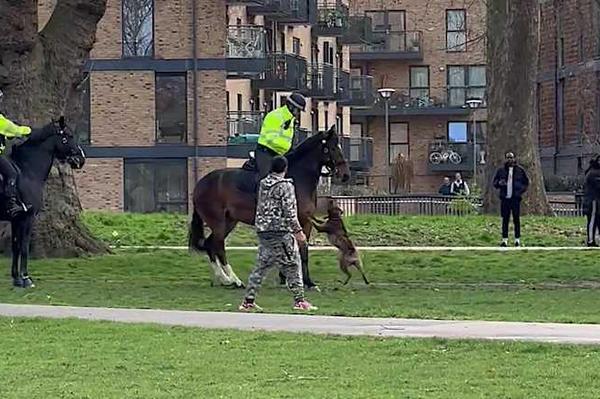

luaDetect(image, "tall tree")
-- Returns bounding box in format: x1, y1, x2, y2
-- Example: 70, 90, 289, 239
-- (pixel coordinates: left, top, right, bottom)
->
483, 0, 552, 215
0, 0, 109, 256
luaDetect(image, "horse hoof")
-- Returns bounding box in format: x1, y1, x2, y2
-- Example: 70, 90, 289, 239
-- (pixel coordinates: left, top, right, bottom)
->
12, 278, 23, 288
307, 285, 321, 292
22, 277, 35, 288
236, 283, 246, 289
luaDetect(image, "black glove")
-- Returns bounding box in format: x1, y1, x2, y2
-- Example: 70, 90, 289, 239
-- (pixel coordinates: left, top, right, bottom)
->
283, 119, 292, 130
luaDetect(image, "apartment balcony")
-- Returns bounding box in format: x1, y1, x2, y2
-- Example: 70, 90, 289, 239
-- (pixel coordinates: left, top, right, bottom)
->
227, 111, 264, 137
427, 141, 483, 173
340, 15, 373, 44
247, 0, 294, 19
279, 0, 317, 24
338, 75, 374, 107
350, 87, 472, 117
314, 0, 349, 36
349, 31, 423, 61
306, 63, 335, 99
254, 53, 308, 91
335, 69, 351, 103
226, 26, 267, 77
340, 136, 373, 171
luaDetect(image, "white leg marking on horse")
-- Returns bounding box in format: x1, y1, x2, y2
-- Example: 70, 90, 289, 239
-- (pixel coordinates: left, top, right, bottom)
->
214, 259, 234, 285
224, 263, 243, 287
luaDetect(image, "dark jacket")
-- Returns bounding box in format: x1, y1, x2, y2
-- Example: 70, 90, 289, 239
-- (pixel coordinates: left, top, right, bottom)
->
584, 167, 600, 202
438, 183, 452, 196
493, 164, 529, 200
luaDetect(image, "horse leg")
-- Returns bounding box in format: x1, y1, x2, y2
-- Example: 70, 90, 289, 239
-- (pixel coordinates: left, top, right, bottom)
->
204, 234, 235, 287
300, 222, 318, 290
20, 216, 35, 288
10, 221, 22, 288
215, 217, 245, 289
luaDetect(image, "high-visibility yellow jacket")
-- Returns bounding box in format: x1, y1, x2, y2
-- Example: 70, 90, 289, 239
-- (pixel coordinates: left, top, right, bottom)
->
258, 106, 295, 155
0, 114, 31, 154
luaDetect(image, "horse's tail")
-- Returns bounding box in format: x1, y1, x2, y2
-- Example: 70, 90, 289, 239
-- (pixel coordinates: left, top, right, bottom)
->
188, 211, 206, 252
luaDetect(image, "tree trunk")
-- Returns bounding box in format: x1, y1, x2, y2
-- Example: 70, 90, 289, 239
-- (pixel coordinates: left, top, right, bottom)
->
483, 0, 552, 215
0, 0, 110, 257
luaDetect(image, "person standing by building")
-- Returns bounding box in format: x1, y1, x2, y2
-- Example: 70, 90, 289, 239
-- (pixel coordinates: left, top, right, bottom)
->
450, 172, 470, 196
239, 156, 318, 312
438, 176, 452, 195
583, 155, 600, 247
493, 152, 529, 247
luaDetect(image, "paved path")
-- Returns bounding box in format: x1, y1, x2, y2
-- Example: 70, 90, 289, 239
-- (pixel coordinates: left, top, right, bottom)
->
118, 245, 598, 252
2, 303, 600, 345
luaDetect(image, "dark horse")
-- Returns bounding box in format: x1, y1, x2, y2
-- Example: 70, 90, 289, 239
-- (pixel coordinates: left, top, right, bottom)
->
3, 117, 85, 288
189, 126, 350, 289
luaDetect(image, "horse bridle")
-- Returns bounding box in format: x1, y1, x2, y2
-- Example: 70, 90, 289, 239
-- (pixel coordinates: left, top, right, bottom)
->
320, 139, 345, 177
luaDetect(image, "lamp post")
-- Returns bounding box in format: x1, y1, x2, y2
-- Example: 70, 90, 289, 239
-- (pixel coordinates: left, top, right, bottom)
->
378, 88, 395, 189
466, 97, 483, 186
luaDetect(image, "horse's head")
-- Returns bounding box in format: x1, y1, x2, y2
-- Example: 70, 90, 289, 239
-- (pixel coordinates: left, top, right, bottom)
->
319, 126, 350, 183
50, 116, 86, 170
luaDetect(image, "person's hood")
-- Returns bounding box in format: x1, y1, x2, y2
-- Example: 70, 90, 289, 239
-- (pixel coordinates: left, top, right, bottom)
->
261, 173, 292, 189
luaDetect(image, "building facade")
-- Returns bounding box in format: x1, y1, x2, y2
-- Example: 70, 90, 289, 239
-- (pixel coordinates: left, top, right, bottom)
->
346, 0, 487, 192
37, 0, 488, 213
538, 0, 600, 179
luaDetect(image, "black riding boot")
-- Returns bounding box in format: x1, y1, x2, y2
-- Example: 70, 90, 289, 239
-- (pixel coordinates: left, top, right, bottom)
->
5, 178, 24, 218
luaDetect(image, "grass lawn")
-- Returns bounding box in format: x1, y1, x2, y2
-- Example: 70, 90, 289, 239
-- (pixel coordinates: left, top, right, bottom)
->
3, 250, 600, 323
82, 211, 588, 247
2, 317, 600, 398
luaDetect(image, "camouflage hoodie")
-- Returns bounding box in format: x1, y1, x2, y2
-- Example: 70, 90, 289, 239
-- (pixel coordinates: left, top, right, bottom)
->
255, 173, 303, 234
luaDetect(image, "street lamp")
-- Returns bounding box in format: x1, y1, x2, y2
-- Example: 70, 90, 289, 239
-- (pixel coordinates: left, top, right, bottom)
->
378, 88, 395, 189
466, 97, 483, 186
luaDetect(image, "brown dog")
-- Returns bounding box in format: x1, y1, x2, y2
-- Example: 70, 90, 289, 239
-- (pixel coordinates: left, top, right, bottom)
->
312, 200, 369, 285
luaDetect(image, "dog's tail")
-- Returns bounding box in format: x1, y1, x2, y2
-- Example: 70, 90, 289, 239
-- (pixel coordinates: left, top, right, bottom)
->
188, 210, 206, 253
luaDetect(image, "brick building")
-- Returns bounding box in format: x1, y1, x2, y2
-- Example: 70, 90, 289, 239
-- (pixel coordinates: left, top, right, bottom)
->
537, 0, 600, 178
345, 0, 488, 192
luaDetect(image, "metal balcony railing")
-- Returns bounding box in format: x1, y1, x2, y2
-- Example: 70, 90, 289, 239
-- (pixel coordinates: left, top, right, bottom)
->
315, 0, 349, 35
227, 26, 267, 59
255, 53, 308, 90
307, 63, 335, 99
227, 111, 264, 137
349, 31, 423, 60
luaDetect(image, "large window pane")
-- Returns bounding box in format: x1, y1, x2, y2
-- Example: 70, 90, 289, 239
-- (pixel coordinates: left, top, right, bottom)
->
448, 66, 465, 87
468, 66, 486, 86
124, 162, 155, 213
447, 32, 467, 52
124, 159, 188, 213
387, 11, 405, 31
156, 73, 187, 143
448, 122, 468, 143
446, 10, 466, 31
365, 11, 386, 31
410, 67, 429, 87
123, 0, 154, 57
449, 88, 466, 107
389, 123, 409, 163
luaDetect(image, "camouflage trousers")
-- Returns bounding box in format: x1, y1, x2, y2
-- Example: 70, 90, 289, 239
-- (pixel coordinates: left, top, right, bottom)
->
244, 233, 304, 302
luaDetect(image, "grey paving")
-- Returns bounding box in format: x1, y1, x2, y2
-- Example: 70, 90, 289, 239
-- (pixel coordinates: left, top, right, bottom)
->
2, 303, 600, 345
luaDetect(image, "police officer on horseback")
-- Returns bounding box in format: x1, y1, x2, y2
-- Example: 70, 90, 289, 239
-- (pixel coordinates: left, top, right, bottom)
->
255, 92, 307, 180
0, 89, 32, 217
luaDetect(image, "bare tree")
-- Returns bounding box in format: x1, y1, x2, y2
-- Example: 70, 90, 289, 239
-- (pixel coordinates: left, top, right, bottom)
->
0, 0, 110, 256
483, 0, 551, 215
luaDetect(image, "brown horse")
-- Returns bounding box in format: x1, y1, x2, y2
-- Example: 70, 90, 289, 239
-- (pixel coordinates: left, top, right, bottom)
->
189, 126, 351, 289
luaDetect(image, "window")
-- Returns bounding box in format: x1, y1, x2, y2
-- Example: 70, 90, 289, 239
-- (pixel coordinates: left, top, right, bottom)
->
365, 10, 405, 32
156, 73, 187, 143
350, 123, 363, 162
74, 74, 91, 145
293, 37, 301, 56
389, 122, 409, 164
447, 65, 486, 107
122, 0, 154, 57
558, 79, 565, 143
124, 159, 188, 213
446, 10, 466, 52
447, 121, 487, 143
410, 66, 429, 100
237, 93, 243, 112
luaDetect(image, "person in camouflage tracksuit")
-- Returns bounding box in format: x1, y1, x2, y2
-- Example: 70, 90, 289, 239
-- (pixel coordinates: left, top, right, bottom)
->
239, 156, 318, 312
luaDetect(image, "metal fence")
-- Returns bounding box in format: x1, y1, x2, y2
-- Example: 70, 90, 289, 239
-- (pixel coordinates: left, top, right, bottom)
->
324, 195, 584, 217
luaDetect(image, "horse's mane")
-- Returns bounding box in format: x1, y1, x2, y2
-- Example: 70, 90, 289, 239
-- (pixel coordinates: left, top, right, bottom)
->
21, 122, 56, 145
286, 131, 326, 162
